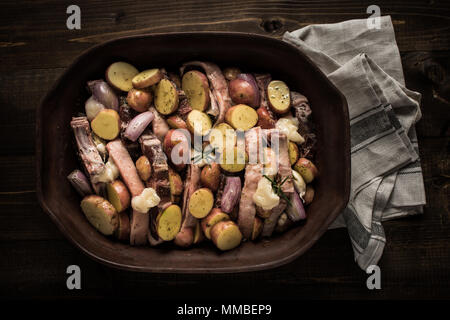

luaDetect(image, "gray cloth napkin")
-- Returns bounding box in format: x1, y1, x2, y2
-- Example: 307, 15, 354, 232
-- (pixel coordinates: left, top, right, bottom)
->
283, 16, 426, 270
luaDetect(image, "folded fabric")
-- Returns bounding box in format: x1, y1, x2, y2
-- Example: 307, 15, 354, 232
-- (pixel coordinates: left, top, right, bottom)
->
283, 16, 426, 270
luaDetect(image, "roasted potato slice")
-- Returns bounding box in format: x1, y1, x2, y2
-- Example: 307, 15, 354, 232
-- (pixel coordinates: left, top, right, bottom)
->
132, 68, 162, 89
80, 195, 119, 236
225, 104, 258, 131
156, 204, 182, 241
267, 80, 291, 114
154, 78, 179, 115
211, 221, 242, 251
182, 70, 210, 111
188, 188, 214, 219
106, 61, 139, 92
91, 109, 121, 140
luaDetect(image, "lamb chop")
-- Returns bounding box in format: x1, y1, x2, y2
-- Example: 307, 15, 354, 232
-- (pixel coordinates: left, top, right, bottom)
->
70, 116, 105, 195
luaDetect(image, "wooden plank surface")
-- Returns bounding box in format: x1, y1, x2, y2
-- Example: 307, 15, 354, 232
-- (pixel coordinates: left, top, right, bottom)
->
0, 0, 449, 299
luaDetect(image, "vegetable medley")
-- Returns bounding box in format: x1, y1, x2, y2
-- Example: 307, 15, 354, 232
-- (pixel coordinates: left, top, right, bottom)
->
68, 60, 318, 251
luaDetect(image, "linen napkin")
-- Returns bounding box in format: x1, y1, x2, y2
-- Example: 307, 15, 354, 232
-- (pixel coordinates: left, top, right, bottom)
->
283, 16, 426, 270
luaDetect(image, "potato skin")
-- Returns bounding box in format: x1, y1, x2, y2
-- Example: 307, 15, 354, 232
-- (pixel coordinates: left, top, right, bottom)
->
256, 107, 276, 129
200, 163, 221, 191
174, 227, 194, 247
136, 155, 152, 181
294, 158, 318, 183
106, 180, 131, 213
229, 79, 258, 107
127, 88, 152, 113
167, 115, 188, 130
163, 129, 190, 171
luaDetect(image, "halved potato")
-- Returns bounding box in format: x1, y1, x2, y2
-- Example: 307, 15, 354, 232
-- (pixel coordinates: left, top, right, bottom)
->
288, 141, 300, 165
154, 78, 179, 115
106, 61, 139, 92
80, 195, 119, 236
136, 155, 152, 181
225, 104, 258, 131
169, 168, 183, 196
167, 115, 188, 130
211, 221, 242, 251
201, 208, 229, 239
188, 188, 214, 219
156, 204, 182, 241
208, 123, 236, 150
127, 88, 152, 112
182, 70, 210, 111
267, 80, 291, 114
106, 180, 131, 213
219, 146, 247, 173
132, 68, 162, 89
186, 110, 212, 136
91, 109, 121, 140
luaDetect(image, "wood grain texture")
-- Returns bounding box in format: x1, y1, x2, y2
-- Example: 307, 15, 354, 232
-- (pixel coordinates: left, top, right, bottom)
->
0, 0, 449, 299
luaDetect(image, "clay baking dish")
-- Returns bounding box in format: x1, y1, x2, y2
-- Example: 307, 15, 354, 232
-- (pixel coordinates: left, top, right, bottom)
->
36, 32, 350, 273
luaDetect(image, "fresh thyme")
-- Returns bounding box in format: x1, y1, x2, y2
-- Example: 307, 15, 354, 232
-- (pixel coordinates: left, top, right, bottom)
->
263, 175, 292, 207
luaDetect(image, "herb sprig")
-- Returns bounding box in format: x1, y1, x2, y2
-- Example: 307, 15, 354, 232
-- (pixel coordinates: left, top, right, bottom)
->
263, 175, 292, 207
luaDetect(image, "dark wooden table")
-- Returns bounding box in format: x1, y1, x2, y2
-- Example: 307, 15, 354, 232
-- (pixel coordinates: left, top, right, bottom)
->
1, 0, 449, 300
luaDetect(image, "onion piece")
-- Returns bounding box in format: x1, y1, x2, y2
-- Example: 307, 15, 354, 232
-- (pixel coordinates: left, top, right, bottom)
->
221, 176, 241, 213
85, 95, 105, 121
123, 111, 155, 142
87, 80, 119, 111
67, 169, 94, 196
236, 73, 260, 108
286, 191, 306, 222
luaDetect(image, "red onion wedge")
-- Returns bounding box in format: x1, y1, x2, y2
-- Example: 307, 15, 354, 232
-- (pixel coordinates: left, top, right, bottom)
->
87, 80, 119, 111
221, 176, 241, 214
67, 169, 93, 197
286, 191, 306, 222
123, 111, 155, 142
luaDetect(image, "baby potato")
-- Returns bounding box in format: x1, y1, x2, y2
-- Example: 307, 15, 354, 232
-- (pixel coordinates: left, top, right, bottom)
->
167, 115, 188, 130
201, 208, 230, 240
91, 109, 121, 140
211, 221, 242, 251
132, 68, 162, 89
188, 188, 214, 219
294, 158, 318, 183
182, 70, 210, 111
288, 141, 300, 165
225, 104, 258, 131
106, 180, 131, 213
80, 195, 119, 236
256, 107, 276, 129
136, 155, 152, 181
267, 80, 291, 114
169, 167, 183, 196
156, 204, 182, 241
174, 227, 194, 248
106, 61, 139, 92
219, 146, 248, 173
154, 78, 179, 115
208, 123, 236, 151
200, 163, 221, 191
127, 88, 152, 112
186, 110, 212, 136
